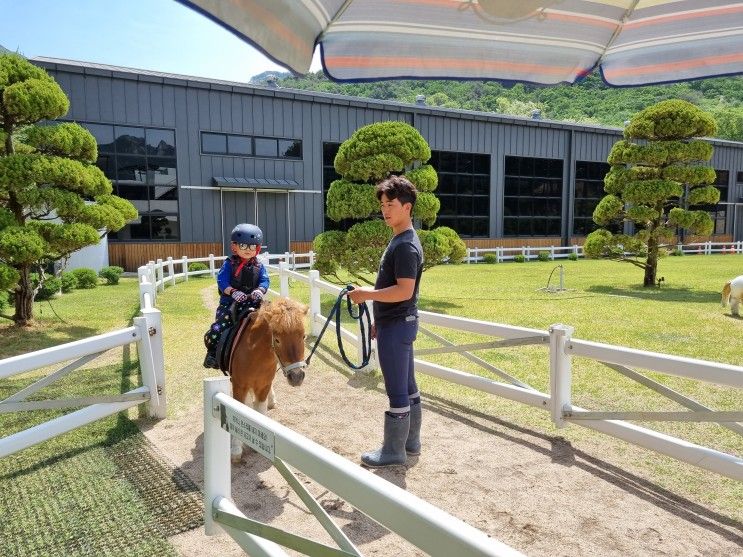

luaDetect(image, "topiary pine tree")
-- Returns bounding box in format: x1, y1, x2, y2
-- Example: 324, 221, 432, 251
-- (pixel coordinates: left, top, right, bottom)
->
0, 54, 137, 325
584, 100, 719, 287
313, 121, 465, 282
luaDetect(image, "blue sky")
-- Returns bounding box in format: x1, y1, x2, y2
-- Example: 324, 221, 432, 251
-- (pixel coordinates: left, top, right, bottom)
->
0, 0, 321, 82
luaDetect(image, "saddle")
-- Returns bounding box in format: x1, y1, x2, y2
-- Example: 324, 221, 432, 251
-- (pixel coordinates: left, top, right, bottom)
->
215, 303, 259, 375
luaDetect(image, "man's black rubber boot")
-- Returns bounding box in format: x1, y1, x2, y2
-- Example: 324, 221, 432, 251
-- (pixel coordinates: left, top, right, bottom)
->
406, 403, 422, 456
203, 352, 217, 369
361, 413, 409, 468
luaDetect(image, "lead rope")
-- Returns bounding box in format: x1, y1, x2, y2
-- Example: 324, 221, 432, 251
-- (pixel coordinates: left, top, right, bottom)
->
305, 286, 373, 370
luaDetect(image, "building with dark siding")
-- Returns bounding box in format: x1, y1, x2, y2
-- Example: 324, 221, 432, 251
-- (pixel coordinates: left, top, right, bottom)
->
31, 56, 743, 270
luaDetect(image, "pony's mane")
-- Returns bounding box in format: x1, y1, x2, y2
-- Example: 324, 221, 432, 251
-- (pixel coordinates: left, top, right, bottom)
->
258, 297, 308, 334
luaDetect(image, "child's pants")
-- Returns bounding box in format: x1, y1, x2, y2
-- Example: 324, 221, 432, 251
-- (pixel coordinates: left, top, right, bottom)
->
204, 302, 251, 353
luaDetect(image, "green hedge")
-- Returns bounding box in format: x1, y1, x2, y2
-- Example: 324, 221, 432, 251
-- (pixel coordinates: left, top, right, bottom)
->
71, 267, 98, 289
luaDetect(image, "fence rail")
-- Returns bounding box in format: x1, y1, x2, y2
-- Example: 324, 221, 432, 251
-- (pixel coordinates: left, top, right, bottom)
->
0, 304, 166, 459
204, 378, 523, 557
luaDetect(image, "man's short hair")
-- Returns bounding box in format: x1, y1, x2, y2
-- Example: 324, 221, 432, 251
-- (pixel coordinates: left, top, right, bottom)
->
376, 175, 418, 209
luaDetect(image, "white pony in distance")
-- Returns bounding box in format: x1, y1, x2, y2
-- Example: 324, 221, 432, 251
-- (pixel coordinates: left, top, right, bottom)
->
721, 275, 743, 316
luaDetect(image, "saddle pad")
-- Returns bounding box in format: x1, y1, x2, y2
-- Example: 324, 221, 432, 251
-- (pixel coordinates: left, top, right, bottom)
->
217, 311, 255, 375
216, 310, 256, 374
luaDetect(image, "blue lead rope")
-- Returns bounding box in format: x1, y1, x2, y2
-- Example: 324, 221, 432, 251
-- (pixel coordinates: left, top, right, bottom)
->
305, 285, 373, 370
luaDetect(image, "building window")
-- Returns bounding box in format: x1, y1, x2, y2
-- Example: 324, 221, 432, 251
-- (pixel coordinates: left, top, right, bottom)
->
430, 150, 490, 237
201, 132, 302, 160
688, 169, 728, 235
503, 156, 563, 237
82, 123, 179, 241
322, 142, 366, 232
573, 161, 619, 236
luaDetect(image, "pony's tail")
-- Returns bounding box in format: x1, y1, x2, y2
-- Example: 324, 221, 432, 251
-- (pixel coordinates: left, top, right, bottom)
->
722, 281, 731, 307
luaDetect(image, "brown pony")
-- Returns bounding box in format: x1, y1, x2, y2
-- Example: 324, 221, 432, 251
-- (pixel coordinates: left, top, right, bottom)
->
229, 297, 309, 461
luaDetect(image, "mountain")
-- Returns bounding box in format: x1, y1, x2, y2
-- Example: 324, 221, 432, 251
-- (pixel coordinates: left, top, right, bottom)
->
275, 71, 743, 141
249, 70, 292, 84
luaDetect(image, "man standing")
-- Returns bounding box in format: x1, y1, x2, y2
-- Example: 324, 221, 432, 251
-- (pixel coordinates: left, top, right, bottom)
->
348, 176, 424, 467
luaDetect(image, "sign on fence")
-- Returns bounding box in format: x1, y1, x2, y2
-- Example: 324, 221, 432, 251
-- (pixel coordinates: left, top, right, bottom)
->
220, 404, 275, 460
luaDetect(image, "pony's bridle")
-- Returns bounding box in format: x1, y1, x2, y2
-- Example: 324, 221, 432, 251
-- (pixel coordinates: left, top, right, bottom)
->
271, 334, 307, 377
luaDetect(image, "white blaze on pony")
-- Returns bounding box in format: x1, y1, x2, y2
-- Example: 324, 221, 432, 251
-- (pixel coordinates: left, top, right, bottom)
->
721, 275, 743, 316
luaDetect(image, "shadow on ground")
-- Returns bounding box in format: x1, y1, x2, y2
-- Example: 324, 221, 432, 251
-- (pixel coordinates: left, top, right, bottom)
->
586, 284, 721, 304
423, 393, 743, 546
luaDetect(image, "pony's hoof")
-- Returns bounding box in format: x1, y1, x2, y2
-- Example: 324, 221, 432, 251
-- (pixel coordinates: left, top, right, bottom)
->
231, 452, 242, 464
267, 400, 276, 410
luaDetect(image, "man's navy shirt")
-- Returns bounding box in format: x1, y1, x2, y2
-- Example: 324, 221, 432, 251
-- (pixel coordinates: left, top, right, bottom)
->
373, 228, 423, 324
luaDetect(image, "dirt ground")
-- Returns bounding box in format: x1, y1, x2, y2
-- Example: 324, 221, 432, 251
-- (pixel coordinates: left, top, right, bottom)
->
139, 289, 743, 557
141, 367, 743, 557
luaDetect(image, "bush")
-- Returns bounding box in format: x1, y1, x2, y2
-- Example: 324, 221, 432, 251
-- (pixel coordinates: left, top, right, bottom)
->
98, 265, 124, 285
35, 276, 62, 300
537, 251, 551, 262
60, 272, 77, 292
188, 262, 209, 276
0, 291, 8, 313
71, 267, 99, 289
567, 252, 579, 261
483, 253, 498, 264
513, 254, 526, 263
670, 248, 684, 256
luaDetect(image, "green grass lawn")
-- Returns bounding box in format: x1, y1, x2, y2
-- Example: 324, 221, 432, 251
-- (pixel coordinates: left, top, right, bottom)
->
1, 256, 742, 548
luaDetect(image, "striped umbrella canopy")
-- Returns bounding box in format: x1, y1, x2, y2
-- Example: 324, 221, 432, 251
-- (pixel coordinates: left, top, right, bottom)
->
181, 0, 743, 86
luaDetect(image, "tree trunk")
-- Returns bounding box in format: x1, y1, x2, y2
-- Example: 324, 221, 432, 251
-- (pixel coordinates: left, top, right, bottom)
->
644, 237, 658, 287
13, 266, 34, 326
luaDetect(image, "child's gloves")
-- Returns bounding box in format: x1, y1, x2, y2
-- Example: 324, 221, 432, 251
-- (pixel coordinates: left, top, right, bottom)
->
231, 290, 249, 303
250, 289, 264, 301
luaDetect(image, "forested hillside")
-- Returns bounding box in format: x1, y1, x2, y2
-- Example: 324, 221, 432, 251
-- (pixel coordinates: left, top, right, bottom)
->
256, 71, 743, 142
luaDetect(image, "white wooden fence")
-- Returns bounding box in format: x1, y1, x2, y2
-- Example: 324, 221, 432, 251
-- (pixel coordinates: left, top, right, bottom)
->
137, 252, 743, 484
467, 244, 582, 263
134, 253, 742, 554
267, 260, 742, 482
204, 377, 524, 557
0, 290, 166, 459
466, 240, 743, 263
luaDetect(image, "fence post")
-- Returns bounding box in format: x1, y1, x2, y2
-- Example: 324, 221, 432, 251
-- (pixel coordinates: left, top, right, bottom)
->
156, 259, 165, 292
549, 324, 574, 429
182, 256, 189, 281
473, 247, 478, 264
208, 254, 216, 278
134, 316, 162, 419
279, 261, 289, 297
203, 377, 231, 536
139, 306, 166, 419
572, 245, 578, 257
137, 266, 148, 307
496, 247, 501, 263
167, 257, 176, 286
309, 250, 315, 269
524, 246, 529, 260
147, 261, 157, 302
550, 246, 555, 260
309, 270, 322, 336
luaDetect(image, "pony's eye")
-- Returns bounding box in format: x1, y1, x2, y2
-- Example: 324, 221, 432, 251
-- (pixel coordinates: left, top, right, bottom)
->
274, 338, 281, 345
